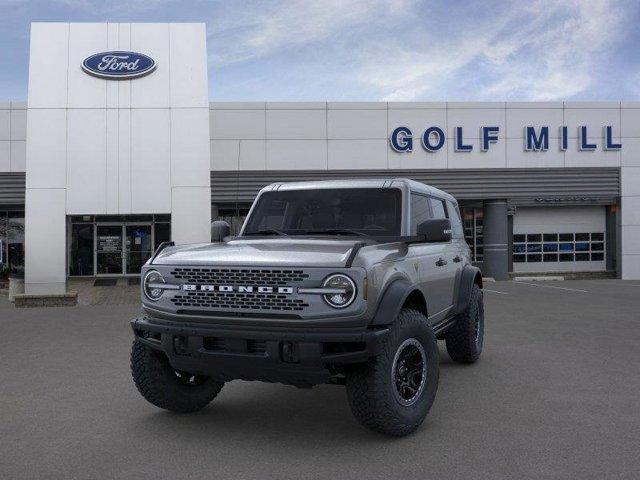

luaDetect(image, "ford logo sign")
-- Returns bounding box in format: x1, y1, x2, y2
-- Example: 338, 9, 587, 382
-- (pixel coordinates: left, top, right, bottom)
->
82, 51, 156, 80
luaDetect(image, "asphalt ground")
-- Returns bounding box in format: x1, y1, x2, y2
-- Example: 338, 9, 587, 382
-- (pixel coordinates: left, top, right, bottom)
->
1, 280, 639, 480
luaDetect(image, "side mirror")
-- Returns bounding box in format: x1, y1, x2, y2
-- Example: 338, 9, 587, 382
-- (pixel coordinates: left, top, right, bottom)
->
211, 220, 231, 242
417, 218, 452, 243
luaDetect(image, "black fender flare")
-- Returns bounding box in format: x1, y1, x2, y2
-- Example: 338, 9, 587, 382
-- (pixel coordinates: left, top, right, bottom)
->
453, 265, 483, 315
370, 278, 422, 326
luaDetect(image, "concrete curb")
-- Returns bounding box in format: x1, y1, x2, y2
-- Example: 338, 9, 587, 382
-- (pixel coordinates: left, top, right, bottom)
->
14, 292, 78, 308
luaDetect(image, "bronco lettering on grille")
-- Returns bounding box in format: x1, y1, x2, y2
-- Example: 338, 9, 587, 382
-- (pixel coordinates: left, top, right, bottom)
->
182, 285, 294, 294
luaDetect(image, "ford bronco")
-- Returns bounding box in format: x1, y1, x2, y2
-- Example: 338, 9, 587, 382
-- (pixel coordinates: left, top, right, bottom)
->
130, 179, 484, 436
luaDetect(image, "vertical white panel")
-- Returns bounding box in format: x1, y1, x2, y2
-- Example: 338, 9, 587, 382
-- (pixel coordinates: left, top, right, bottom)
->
621, 165, 640, 278
130, 109, 171, 212
211, 140, 239, 170
170, 108, 210, 186
328, 140, 387, 169
25, 188, 67, 294
131, 23, 170, 108
10, 141, 26, 172
118, 23, 132, 109
621, 138, 640, 167
67, 23, 107, 109
621, 254, 640, 279
28, 23, 69, 108
25, 109, 67, 189
266, 109, 326, 139
0, 109, 10, 140
0, 141, 9, 171
239, 140, 266, 170
327, 109, 387, 139
210, 109, 266, 139
106, 109, 119, 213
118, 109, 132, 213
169, 23, 208, 108
10, 109, 27, 140
171, 186, 211, 245
266, 140, 327, 169
106, 23, 119, 108
66, 109, 107, 214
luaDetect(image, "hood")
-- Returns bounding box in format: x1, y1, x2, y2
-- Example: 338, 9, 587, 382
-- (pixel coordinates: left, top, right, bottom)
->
152, 238, 361, 268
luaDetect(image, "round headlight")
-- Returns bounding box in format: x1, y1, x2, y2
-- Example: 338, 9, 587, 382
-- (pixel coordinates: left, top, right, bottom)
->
322, 274, 357, 308
143, 270, 165, 301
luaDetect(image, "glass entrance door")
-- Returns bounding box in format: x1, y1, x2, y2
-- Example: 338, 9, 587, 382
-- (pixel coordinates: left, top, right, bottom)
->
96, 225, 124, 275
125, 225, 153, 274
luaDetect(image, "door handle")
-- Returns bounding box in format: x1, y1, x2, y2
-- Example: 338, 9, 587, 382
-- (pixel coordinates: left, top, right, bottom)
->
453, 255, 462, 263
435, 258, 448, 267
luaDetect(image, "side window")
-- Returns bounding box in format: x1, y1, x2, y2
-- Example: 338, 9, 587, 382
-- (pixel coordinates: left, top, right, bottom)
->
410, 193, 431, 234
446, 200, 464, 238
430, 198, 447, 219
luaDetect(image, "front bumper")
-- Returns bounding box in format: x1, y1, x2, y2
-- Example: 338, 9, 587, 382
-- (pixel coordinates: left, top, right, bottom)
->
131, 316, 388, 387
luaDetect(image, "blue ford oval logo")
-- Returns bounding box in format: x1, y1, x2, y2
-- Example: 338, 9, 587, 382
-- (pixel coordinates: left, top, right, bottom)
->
82, 51, 156, 80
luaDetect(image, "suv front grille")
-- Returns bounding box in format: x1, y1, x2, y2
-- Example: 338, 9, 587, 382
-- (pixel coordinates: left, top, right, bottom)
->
170, 268, 309, 286
170, 291, 310, 311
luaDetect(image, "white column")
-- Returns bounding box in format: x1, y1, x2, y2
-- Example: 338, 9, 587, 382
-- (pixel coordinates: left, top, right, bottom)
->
25, 189, 66, 294
621, 104, 640, 279
620, 166, 640, 279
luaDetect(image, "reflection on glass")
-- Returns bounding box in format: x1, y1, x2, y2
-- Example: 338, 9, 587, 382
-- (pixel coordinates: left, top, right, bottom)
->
7, 213, 25, 274
97, 225, 123, 275
126, 225, 152, 274
70, 224, 94, 276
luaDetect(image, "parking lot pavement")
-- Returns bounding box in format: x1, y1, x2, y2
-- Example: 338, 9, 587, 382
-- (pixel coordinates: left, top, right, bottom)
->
1, 280, 639, 480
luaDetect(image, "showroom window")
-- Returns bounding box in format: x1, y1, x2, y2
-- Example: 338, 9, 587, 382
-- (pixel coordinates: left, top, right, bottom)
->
512, 233, 605, 263
217, 205, 251, 235
0, 211, 25, 276
68, 214, 172, 277
461, 207, 483, 262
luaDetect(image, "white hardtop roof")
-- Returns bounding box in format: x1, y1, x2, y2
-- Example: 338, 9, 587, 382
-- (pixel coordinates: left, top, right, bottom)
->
261, 178, 456, 202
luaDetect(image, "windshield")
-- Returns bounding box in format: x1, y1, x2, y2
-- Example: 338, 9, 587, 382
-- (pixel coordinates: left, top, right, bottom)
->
242, 188, 402, 236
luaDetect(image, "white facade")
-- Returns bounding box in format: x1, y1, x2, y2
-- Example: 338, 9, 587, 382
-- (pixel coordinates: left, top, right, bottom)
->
209, 101, 628, 171
0, 101, 26, 172
208, 101, 640, 278
24, 23, 211, 294
1, 22, 640, 292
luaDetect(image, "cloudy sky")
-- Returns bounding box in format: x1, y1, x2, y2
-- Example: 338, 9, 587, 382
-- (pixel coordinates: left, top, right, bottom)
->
1, 0, 638, 101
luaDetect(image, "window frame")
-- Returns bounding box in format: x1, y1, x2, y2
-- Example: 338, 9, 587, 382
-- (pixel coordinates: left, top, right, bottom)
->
409, 192, 433, 235
444, 199, 464, 239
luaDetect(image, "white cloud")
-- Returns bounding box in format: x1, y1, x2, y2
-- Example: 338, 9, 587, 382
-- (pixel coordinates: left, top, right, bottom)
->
208, 0, 413, 66
356, 0, 627, 101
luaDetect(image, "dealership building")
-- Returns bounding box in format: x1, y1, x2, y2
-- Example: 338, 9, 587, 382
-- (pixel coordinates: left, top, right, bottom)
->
1, 22, 640, 296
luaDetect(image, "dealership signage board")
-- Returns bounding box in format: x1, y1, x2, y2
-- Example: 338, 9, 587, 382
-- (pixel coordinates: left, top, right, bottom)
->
82, 51, 156, 79
390, 125, 622, 153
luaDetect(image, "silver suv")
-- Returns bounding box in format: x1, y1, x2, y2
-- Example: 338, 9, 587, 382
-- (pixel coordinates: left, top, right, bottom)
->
130, 179, 484, 436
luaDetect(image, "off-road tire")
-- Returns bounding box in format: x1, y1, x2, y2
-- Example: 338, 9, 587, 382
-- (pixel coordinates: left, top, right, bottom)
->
445, 283, 484, 363
345, 309, 439, 436
131, 340, 224, 413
